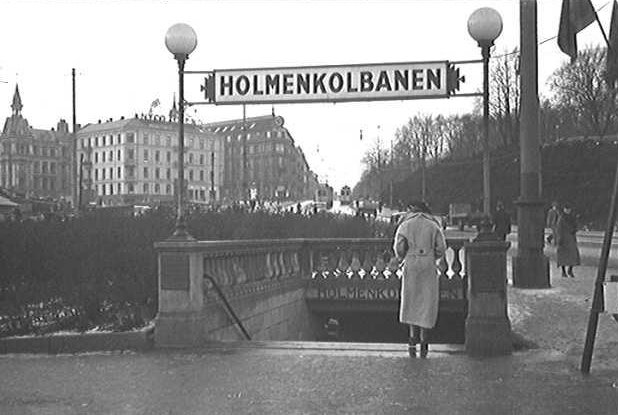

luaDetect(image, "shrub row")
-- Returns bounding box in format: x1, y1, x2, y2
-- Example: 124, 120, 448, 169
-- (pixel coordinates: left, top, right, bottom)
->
0, 209, 388, 336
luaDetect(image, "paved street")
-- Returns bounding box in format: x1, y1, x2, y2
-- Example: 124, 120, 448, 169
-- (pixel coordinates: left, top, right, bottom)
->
2, 250, 618, 414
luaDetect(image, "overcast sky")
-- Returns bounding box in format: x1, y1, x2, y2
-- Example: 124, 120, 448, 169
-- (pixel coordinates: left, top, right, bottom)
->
0, 0, 612, 190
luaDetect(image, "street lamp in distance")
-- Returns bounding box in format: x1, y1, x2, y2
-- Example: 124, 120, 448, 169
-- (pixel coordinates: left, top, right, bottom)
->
467, 7, 503, 219
165, 23, 197, 239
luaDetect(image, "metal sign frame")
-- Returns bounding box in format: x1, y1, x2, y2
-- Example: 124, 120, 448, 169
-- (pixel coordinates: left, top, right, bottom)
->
184, 59, 480, 106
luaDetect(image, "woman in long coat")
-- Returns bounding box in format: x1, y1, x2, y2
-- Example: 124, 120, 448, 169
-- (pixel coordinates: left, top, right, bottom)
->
393, 201, 446, 358
556, 204, 580, 278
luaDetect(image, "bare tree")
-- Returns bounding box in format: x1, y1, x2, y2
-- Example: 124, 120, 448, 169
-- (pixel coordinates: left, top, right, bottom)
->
549, 46, 618, 139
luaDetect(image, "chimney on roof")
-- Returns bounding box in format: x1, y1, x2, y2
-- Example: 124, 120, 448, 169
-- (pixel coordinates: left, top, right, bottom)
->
56, 119, 69, 134
98, 120, 101, 124
121, 116, 125, 120
135, 113, 138, 118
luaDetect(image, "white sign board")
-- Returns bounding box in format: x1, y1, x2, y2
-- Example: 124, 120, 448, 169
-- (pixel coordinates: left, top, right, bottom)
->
201, 61, 459, 105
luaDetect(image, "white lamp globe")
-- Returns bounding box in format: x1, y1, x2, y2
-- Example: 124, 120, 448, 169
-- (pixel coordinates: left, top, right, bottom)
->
165, 23, 198, 58
467, 8, 503, 47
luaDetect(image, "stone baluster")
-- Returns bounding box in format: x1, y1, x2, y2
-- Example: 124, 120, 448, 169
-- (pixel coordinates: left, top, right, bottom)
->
361, 248, 374, 279
374, 251, 387, 279
336, 249, 350, 279
349, 250, 362, 279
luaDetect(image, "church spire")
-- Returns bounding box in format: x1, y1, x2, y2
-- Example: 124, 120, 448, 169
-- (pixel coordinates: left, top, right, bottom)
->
11, 84, 22, 115
169, 93, 178, 121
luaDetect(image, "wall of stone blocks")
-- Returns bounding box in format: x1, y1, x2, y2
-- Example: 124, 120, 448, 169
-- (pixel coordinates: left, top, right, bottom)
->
202, 280, 317, 342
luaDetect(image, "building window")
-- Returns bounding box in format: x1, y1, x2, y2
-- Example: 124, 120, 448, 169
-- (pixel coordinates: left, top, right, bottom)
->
189, 169, 194, 181
95, 136, 100, 147
127, 166, 135, 179
154, 183, 160, 194
50, 162, 56, 174
128, 149, 134, 160
199, 170, 204, 181
42, 162, 48, 174
166, 184, 171, 194
109, 150, 113, 161
155, 168, 160, 179
166, 168, 171, 180
128, 183, 134, 193
199, 139, 204, 150
100, 184, 105, 196
117, 149, 121, 160
143, 133, 149, 145
277, 131, 282, 138
276, 143, 285, 153
102, 152, 106, 162
143, 149, 148, 162
166, 151, 171, 163
109, 167, 113, 179
189, 153, 193, 164
94, 152, 99, 163
143, 167, 149, 179
117, 166, 121, 179
117, 183, 121, 194
94, 169, 98, 181
109, 183, 114, 195
126, 132, 135, 143
102, 169, 106, 180
200, 154, 204, 165
155, 150, 160, 163
155, 135, 161, 146
143, 183, 148, 193
166, 137, 171, 147
117, 134, 122, 144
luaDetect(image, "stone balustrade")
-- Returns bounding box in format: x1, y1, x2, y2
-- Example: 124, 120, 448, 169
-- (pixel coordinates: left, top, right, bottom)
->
154, 237, 470, 346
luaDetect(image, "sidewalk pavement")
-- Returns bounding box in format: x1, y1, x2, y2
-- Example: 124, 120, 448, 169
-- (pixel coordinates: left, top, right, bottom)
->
1, 252, 618, 414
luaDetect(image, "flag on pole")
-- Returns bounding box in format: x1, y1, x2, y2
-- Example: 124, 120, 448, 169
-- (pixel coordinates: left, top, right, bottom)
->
558, 0, 596, 62
151, 98, 160, 108
607, 1, 618, 86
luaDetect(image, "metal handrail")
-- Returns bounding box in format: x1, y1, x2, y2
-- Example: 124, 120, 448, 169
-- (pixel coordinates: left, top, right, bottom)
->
204, 272, 251, 341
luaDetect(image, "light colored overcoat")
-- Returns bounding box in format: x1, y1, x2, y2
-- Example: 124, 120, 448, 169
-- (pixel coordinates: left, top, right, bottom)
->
393, 212, 447, 329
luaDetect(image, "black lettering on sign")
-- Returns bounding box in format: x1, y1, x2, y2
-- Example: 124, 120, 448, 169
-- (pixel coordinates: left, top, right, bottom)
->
236, 75, 250, 95
313, 73, 327, 94
427, 69, 441, 90
412, 69, 424, 90
376, 71, 392, 92
329, 73, 344, 93
360, 71, 374, 92
160, 254, 190, 291
265, 74, 280, 95
346, 72, 358, 92
297, 73, 311, 94
253, 75, 264, 95
283, 73, 294, 94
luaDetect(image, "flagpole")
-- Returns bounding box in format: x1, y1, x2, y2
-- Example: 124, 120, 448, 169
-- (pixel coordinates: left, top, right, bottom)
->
592, 7, 611, 48
580, 0, 618, 374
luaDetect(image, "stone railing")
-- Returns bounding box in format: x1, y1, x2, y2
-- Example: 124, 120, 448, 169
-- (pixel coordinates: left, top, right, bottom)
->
154, 236, 470, 345
303, 238, 468, 301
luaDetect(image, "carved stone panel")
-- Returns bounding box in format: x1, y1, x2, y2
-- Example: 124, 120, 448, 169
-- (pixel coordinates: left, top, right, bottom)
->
160, 253, 190, 291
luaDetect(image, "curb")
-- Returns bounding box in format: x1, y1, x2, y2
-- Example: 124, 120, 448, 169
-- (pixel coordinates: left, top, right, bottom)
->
0, 326, 154, 354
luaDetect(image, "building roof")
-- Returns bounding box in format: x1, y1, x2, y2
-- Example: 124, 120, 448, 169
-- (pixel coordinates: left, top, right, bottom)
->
203, 114, 283, 135
78, 115, 216, 138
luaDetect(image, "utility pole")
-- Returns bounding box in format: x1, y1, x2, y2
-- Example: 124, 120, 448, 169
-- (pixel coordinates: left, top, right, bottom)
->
513, 0, 550, 288
71, 68, 78, 211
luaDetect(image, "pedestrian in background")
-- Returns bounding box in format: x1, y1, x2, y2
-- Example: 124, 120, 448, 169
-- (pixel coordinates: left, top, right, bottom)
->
546, 201, 560, 246
556, 204, 580, 278
492, 201, 511, 241
393, 200, 446, 358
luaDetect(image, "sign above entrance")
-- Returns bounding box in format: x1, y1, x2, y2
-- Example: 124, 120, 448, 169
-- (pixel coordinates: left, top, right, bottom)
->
199, 61, 466, 105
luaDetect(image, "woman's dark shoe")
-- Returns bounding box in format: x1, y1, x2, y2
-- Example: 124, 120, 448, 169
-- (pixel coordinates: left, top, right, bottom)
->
420, 342, 429, 358
569, 271, 575, 278
408, 337, 417, 358
561, 272, 568, 278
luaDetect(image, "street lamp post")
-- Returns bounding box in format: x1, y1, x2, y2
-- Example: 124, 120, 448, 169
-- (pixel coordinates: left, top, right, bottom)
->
467, 8, 503, 218
165, 23, 197, 239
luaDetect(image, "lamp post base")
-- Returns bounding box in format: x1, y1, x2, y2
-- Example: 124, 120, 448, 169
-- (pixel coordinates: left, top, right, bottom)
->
513, 198, 550, 288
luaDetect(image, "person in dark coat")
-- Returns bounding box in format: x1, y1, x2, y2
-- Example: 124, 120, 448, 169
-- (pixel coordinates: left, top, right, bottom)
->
556, 204, 580, 278
546, 201, 560, 246
492, 201, 511, 241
